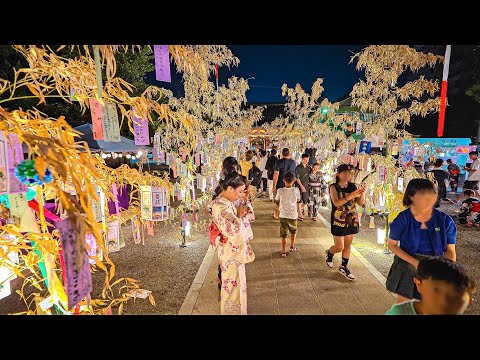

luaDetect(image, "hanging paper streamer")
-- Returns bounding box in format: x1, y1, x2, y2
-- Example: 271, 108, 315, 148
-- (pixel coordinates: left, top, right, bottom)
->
88, 98, 105, 140
85, 232, 97, 264
1, 133, 27, 194
153, 45, 171, 83
91, 185, 102, 222
215, 134, 221, 145
212, 176, 218, 191
201, 152, 207, 164
152, 187, 164, 221
378, 166, 386, 182
359, 141, 372, 154
205, 176, 212, 192
162, 187, 168, 220
181, 148, 187, 162
132, 106, 150, 146
179, 163, 187, 177
194, 153, 201, 167
132, 216, 142, 244
397, 177, 404, 192
356, 121, 362, 135
0, 137, 8, 194
104, 102, 121, 142
207, 132, 214, 145
107, 220, 120, 253
8, 193, 35, 232
147, 220, 154, 236
140, 186, 153, 220
57, 218, 92, 310
158, 150, 166, 164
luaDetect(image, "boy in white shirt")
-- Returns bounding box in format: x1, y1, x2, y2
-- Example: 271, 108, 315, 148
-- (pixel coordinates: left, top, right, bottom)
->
275, 171, 302, 257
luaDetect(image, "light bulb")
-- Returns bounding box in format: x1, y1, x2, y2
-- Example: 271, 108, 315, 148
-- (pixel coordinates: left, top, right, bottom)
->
137, 151, 143, 157
119, 153, 123, 157
131, 156, 136, 160
113, 153, 118, 159
101, 153, 107, 159
126, 154, 131, 159
107, 153, 111, 158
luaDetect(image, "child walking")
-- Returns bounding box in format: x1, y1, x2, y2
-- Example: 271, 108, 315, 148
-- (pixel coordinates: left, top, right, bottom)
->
386, 256, 476, 315
275, 171, 301, 257
308, 163, 326, 221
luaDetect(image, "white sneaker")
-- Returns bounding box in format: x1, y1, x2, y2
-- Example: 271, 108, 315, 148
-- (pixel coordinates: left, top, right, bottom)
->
325, 250, 334, 268
338, 265, 356, 281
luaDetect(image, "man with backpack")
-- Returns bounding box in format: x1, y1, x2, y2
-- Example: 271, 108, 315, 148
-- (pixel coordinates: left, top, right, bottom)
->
239, 150, 262, 205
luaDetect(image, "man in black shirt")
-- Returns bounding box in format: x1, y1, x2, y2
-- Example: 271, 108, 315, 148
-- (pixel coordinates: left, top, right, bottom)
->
265, 149, 278, 201
426, 158, 449, 208
295, 153, 311, 220
273, 148, 297, 219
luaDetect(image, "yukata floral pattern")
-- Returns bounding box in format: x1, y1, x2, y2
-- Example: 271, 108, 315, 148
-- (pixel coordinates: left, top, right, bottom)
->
308, 172, 327, 217
210, 196, 255, 315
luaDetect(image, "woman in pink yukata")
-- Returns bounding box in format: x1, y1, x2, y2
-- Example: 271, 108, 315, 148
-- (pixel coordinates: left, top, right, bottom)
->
210, 171, 255, 315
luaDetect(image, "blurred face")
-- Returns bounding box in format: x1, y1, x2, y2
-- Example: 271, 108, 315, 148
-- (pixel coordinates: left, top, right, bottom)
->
337, 170, 352, 183
224, 184, 246, 202
410, 190, 437, 210
301, 157, 309, 166
470, 154, 478, 160
415, 277, 471, 315
312, 164, 319, 173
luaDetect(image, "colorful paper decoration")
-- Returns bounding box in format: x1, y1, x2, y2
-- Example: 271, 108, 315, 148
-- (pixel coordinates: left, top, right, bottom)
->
378, 166, 386, 182
397, 177, 404, 191
153, 45, 171, 83
85, 232, 97, 264
57, 218, 92, 310
132, 106, 150, 146
0, 137, 7, 194
159, 150, 166, 164
152, 187, 164, 221
132, 216, 142, 245
104, 102, 121, 142
106, 220, 120, 253
194, 153, 201, 167
359, 141, 372, 154
89, 98, 105, 140
355, 121, 362, 135
140, 186, 153, 220
147, 220, 154, 236
207, 132, 214, 144
91, 184, 103, 222
8, 193, 35, 232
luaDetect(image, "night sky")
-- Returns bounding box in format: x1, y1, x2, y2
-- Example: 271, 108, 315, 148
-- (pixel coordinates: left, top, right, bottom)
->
225, 45, 366, 103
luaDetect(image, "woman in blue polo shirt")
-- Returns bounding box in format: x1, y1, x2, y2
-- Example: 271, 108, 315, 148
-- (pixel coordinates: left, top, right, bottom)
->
386, 178, 457, 303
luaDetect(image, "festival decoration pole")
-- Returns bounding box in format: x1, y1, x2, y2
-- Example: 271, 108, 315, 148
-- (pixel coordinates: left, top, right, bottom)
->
437, 45, 451, 137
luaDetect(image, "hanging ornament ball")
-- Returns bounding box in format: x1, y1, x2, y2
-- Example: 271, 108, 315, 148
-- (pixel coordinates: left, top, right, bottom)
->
14, 159, 53, 185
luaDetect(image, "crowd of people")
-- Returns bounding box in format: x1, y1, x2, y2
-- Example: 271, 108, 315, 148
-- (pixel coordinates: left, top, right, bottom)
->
207, 147, 478, 315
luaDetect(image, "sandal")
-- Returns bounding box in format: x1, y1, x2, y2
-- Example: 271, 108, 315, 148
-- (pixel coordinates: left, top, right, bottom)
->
312, 217, 318, 221
289, 246, 298, 252
273, 215, 279, 220
281, 252, 287, 258
298, 217, 304, 221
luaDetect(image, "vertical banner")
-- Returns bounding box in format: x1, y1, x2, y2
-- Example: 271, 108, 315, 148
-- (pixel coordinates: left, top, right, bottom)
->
88, 98, 105, 140
207, 131, 214, 145
151, 187, 163, 221
57, 218, 92, 310
147, 220, 154, 236
215, 134, 220, 145
2, 133, 27, 194
104, 102, 121, 142
194, 153, 201, 167
153, 45, 171, 82
132, 106, 150, 146
140, 186, 153, 220
162, 187, 168, 220
85, 232, 97, 264
159, 150, 166, 164
106, 220, 120, 253
91, 184, 103, 222
0, 136, 8, 194
397, 177, 404, 192
132, 216, 142, 244
8, 193, 35, 232
355, 121, 362, 135
378, 166, 386, 182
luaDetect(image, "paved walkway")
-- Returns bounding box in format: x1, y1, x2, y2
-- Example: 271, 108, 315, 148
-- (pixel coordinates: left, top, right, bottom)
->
179, 198, 396, 315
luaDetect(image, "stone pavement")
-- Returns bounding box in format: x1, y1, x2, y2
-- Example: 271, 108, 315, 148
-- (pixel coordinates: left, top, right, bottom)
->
179, 197, 396, 315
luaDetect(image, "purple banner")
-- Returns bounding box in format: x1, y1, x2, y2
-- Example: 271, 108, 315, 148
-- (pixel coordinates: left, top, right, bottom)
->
132, 106, 150, 146
5, 133, 27, 194
154, 45, 171, 83
57, 218, 92, 310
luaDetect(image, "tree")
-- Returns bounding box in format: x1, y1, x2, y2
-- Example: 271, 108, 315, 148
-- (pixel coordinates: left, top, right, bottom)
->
466, 46, 480, 103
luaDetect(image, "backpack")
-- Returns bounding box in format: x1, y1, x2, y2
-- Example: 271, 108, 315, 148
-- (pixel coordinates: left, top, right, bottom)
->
249, 162, 263, 187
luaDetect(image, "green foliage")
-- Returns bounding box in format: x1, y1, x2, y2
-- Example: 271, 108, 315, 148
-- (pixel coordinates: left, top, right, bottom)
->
466, 47, 480, 104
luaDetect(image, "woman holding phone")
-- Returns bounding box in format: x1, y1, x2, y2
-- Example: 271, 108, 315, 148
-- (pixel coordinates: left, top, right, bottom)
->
325, 164, 365, 280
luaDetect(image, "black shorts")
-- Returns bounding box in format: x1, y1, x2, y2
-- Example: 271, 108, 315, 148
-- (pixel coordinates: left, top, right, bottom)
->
463, 180, 479, 190
301, 191, 309, 204
331, 224, 359, 237
385, 254, 431, 300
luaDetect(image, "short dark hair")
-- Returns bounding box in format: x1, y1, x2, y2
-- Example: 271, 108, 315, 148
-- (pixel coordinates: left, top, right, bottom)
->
270, 149, 277, 156
245, 150, 254, 161
446, 159, 452, 163
222, 156, 238, 170
312, 162, 319, 168
301, 153, 309, 159
434, 158, 444, 167
416, 257, 476, 296
464, 189, 475, 197
284, 171, 296, 183
469, 151, 478, 156
282, 148, 290, 157
260, 149, 267, 157
403, 178, 437, 207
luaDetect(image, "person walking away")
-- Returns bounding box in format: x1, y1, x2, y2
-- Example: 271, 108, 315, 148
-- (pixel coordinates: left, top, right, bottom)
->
426, 158, 449, 208
265, 149, 278, 202
239, 150, 258, 205
460, 151, 480, 198
325, 164, 365, 280
446, 159, 460, 193
295, 153, 311, 220
257, 150, 268, 198
308, 163, 326, 221
272, 148, 297, 220
386, 178, 457, 304
275, 172, 301, 257
386, 257, 476, 315
210, 172, 255, 315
